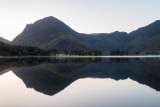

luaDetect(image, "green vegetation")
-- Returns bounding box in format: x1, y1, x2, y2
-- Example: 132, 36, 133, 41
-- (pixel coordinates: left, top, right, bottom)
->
0, 42, 50, 56
144, 51, 160, 55
1, 40, 159, 56
50, 49, 102, 56
110, 50, 160, 55
69, 50, 101, 56
110, 50, 129, 55
2, 16, 160, 56
0, 41, 102, 56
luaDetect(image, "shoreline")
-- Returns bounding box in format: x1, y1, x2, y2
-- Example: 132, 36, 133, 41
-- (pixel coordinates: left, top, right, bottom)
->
0, 55, 160, 58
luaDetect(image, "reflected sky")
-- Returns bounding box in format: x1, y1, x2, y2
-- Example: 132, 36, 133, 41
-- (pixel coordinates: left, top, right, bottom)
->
0, 71, 160, 107
0, 58, 160, 107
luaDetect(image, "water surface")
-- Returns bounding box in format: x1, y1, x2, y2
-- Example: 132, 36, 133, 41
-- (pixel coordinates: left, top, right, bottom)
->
0, 57, 160, 107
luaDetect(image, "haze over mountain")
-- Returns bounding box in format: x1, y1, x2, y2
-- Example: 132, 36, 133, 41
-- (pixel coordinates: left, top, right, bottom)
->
0, 37, 9, 43
12, 16, 160, 52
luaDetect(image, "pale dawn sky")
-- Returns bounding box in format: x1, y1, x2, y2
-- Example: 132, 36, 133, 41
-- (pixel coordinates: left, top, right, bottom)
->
0, 0, 160, 40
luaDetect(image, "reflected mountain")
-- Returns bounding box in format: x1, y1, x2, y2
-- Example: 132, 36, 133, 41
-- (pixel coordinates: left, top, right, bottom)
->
0, 57, 160, 95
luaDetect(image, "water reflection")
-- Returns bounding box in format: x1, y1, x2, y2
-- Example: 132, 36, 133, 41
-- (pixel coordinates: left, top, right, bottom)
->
0, 57, 160, 96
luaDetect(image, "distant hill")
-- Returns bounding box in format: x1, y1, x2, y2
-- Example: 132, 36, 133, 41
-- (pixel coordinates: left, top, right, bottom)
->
11, 16, 160, 53
0, 37, 9, 43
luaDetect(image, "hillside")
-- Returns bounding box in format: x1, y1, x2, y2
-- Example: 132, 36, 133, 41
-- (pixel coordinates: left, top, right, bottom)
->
127, 20, 160, 52
12, 16, 90, 51
12, 16, 129, 51
12, 16, 160, 53
0, 37, 9, 43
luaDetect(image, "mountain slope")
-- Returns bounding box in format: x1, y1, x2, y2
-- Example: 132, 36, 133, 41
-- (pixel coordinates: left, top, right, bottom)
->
12, 16, 90, 50
12, 16, 160, 52
12, 16, 129, 51
0, 37, 9, 43
78, 31, 129, 51
127, 20, 160, 52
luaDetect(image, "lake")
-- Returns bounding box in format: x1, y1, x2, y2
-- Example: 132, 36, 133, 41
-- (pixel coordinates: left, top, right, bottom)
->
0, 57, 160, 107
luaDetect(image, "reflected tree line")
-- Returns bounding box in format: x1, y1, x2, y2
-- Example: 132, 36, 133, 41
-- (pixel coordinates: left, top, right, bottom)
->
110, 58, 129, 62
0, 57, 102, 65
0, 57, 159, 66
0, 57, 160, 96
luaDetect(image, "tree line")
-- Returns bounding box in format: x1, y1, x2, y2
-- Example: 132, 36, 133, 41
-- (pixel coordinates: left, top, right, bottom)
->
0, 42, 50, 56
50, 49, 102, 56
0, 42, 102, 56
110, 50, 141, 55
2, 41, 159, 56
110, 50, 129, 55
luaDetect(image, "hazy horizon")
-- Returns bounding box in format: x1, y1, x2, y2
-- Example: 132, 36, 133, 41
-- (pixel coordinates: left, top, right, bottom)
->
0, 0, 160, 41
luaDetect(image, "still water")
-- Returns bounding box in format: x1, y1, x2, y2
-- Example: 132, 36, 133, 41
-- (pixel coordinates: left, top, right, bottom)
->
0, 57, 160, 107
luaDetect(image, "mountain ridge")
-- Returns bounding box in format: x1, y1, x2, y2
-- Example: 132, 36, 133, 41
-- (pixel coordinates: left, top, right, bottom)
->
0, 36, 10, 43
12, 16, 91, 51
11, 16, 160, 52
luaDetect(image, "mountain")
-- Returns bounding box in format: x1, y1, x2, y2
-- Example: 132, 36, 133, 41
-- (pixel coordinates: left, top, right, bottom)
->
79, 31, 129, 51
12, 16, 90, 51
0, 37, 9, 43
12, 16, 160, 52
127, 20, 160, 52
11, 16, 129, 51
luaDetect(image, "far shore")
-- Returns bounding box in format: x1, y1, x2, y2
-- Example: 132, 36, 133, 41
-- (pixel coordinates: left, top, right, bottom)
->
0, 55, 160, 58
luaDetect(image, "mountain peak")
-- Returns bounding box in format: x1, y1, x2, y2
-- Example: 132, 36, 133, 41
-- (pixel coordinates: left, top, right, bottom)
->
129, 20, 160, 36
32, 16, 61, 26
154, 20, 160, 23
12, 17, 160, 52
43, 16, 57, 20
12, 16, 86, 50
20, 16, 78, 36
0, 37, 10, 43
148, 20, 160, 27
111, 31, 128, 35
36, 16, 60, 23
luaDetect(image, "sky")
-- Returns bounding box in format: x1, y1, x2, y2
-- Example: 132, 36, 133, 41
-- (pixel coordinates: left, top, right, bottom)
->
0, 0, 160, 41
